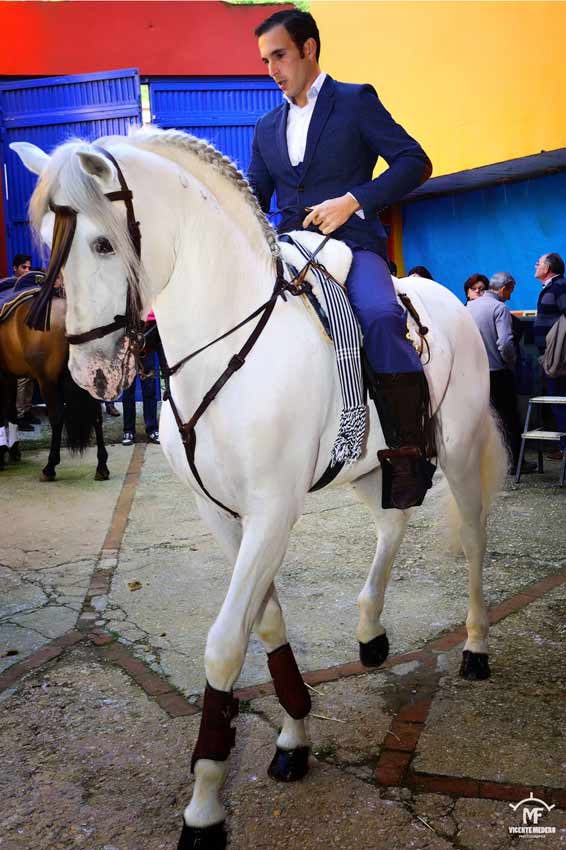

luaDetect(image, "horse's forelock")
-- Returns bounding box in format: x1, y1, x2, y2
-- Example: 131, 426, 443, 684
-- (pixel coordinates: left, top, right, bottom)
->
29, 140, 147, 302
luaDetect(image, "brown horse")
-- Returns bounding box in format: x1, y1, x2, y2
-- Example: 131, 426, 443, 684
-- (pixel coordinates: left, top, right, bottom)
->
0, 294, 109, 480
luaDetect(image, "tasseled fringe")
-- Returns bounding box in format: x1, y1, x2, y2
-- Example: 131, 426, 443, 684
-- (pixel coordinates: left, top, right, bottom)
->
331, 405, 367, 467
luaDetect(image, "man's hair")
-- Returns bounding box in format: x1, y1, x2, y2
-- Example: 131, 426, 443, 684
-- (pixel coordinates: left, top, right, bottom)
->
489, 271, 515, 292
12, 253, 31, 270
255, 10, 321, 61
408, 265, 433, 279
543, 253, 565, 276
463, 273, 488, 297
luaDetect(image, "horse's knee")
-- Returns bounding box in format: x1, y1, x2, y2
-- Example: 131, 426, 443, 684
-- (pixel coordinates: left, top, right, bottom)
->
255, 596, 285, 648
205, 631, 245, 691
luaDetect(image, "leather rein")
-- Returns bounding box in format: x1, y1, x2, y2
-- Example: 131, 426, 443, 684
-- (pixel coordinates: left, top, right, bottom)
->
45, 146, 336, 518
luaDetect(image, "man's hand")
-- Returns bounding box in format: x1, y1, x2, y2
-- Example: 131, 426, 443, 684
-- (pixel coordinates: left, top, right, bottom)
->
302, 193, 360, 235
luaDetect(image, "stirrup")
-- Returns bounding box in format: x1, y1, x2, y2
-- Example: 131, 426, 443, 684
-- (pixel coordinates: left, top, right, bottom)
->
378, 447, 435, 510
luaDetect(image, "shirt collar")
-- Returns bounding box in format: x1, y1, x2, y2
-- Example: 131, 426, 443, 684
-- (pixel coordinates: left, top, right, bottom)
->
284, 71, 327, 107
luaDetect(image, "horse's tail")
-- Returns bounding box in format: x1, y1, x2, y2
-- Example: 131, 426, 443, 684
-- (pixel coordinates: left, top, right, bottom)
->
61, 368, 100, 452
445, 408, 508, 554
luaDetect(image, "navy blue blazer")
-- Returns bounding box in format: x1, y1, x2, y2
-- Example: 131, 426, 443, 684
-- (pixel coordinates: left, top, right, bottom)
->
248, 75, 432, 258
534, 274, 566, 352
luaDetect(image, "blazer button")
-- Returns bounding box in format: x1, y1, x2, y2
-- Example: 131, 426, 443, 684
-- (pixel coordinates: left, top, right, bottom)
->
298, 184, 304, 192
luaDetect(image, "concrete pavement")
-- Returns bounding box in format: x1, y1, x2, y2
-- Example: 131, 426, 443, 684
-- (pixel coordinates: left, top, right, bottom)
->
1, 434, 565, 850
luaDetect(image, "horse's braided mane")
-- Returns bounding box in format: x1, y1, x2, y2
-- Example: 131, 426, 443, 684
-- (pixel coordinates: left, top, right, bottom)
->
127, 127, 280, 258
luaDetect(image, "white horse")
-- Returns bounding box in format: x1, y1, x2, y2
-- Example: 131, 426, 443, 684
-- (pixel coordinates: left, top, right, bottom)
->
13, 129, 506, 850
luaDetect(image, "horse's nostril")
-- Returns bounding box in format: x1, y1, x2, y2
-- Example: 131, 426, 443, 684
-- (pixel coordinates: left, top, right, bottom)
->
94, 368, 108, 398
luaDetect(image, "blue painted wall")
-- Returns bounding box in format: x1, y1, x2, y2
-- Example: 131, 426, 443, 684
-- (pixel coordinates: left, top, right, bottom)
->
402, 171, 566, 311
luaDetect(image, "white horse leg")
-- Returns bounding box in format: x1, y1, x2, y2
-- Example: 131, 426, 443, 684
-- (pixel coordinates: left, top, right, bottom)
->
180, 497, 241, 846
253, 585, 310, 781
352, 468, 409, 667
438, 439, 491, 680
180, 503, 296, 849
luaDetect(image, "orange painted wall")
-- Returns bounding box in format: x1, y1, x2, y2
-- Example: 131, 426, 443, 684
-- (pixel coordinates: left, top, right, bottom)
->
313, 1, 566, 177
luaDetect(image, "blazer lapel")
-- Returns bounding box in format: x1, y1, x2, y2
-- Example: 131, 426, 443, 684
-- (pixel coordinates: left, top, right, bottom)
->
300, 76, 336, 178
275, 100, 293, 174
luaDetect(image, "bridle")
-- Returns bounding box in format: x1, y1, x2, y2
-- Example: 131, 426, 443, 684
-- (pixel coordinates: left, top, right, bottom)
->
27, 146, 145, 357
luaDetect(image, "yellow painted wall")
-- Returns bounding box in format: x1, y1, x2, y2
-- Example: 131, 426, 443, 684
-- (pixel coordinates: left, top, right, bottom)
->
312, 1, 566, 176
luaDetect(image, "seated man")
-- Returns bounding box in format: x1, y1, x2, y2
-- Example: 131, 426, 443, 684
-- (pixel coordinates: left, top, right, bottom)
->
249, 9, 433, 509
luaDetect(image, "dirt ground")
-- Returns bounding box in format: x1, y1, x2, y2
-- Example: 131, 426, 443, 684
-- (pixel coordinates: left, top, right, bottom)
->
1, 419, 565, 850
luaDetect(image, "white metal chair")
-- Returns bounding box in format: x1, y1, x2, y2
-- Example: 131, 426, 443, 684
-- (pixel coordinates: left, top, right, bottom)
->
515, 396, 566, 485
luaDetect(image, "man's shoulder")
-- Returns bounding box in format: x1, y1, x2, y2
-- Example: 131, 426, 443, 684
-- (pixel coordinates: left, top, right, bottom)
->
332, 78, 378, 100
255, 101, 285, 132
468, 294, 496, 313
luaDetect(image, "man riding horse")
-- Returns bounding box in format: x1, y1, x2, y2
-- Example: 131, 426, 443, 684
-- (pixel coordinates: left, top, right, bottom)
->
249, 10, 434, 510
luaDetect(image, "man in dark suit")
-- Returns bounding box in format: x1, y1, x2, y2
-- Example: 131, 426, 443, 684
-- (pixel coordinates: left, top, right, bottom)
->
533, 252, 566, 457
249, 9, 434, 509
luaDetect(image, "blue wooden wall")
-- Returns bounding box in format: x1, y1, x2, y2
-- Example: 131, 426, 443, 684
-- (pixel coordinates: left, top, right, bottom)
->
402, 171, 566, 311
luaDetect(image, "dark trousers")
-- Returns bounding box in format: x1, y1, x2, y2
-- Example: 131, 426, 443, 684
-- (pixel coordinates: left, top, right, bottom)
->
122, 352, 158, 435
490, 369, 522, 464
545, 376, 566, 449
346, 249, 423, 375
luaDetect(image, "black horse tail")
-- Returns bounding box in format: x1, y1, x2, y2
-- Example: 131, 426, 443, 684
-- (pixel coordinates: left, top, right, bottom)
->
61, 368, 101, 453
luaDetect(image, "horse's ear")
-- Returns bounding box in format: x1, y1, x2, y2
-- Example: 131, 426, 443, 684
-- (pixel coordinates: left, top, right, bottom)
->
76, 151, 117, 190
9, 142, 50, 176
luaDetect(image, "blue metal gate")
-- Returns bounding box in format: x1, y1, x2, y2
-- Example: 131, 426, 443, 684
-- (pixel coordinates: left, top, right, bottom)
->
0, 68, 141, 267
146, 76, 281, 173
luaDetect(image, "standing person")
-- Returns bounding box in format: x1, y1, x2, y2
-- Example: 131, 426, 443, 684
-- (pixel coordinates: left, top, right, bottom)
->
533, 252, 566, 458
463, 273, 488, 303
10, 254, 39, 431
408, 265, 433, 279
467, 272, 534, 472
121, 313, 160, 446
249, 9, 434, 509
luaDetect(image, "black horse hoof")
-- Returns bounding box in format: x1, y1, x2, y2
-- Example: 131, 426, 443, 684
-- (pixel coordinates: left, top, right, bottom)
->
41, 468, 56, 482
459, 650, 490, 680
95, 467, 110, 481
268, 745, 310, 782
359, 633, 390, 668
177, 820, 227, 850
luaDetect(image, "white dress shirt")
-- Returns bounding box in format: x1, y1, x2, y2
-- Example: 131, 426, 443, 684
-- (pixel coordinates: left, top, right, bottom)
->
284, 71, 327, 166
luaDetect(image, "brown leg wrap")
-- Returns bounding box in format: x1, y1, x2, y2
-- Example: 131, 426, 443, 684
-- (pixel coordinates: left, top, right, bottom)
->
267, 643, 311, 719
190, 682, 239, 772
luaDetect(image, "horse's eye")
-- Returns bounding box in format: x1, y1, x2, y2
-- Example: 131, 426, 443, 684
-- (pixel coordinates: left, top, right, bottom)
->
92, 236, 114, 255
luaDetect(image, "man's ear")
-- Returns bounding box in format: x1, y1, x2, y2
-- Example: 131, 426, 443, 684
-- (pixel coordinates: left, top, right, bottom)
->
76, 150, 117, 191
9, 142, 50, 176
304, 36, 317, 61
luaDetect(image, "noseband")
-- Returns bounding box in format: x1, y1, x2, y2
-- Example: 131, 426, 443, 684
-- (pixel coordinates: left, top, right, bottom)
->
27, 146, 144, 352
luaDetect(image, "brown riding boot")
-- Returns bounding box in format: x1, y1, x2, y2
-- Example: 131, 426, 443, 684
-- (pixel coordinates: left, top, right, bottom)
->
370, 371, 436, 510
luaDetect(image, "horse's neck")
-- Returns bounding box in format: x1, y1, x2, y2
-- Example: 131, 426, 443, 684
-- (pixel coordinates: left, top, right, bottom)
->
134, 138, 274, 264
154, 189, 275, 371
